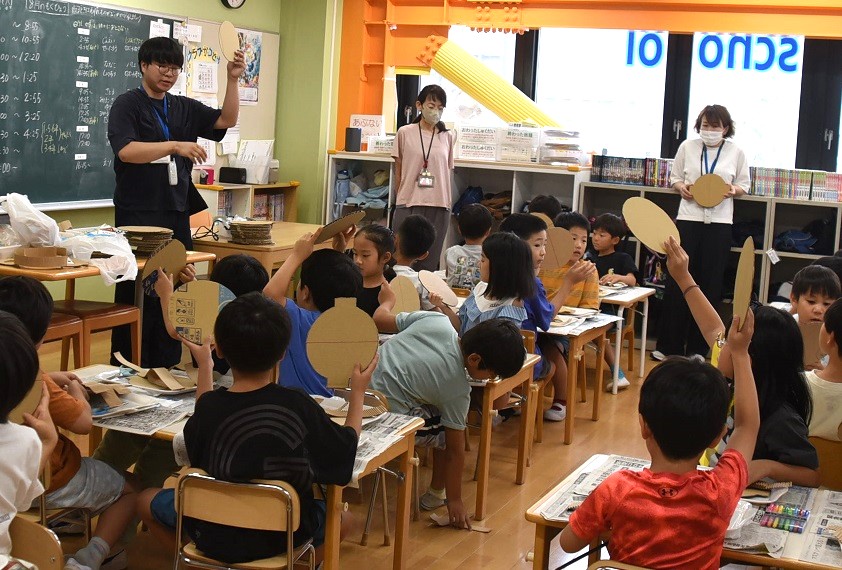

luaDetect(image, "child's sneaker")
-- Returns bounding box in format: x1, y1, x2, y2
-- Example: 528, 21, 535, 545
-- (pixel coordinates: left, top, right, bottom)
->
419, 490, 447, 511
605, 372, 631, 392
543, 402, 566, 422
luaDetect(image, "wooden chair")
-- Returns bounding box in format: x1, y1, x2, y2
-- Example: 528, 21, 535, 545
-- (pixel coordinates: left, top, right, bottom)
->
41, 313, 83, 370
588, 561, 651, 570
175, 470, 315, 570
9, 516, 64, 570
809, 435, 842, 489
522, 330, 556, 446
52, 300, 140, 366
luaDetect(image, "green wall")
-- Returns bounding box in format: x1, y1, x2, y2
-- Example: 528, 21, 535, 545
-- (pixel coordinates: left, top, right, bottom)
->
42, 0, 337, 301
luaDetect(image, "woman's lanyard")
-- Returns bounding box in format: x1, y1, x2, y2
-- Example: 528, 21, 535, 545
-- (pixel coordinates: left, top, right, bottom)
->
416, 122, 436, 188
700, 142, 724, 175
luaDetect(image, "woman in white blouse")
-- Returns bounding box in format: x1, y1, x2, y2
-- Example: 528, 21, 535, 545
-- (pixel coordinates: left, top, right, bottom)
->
655, 104, 751, 359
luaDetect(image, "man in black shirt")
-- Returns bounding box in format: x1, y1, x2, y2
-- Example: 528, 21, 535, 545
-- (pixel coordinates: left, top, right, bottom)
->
107, 36, 244, 368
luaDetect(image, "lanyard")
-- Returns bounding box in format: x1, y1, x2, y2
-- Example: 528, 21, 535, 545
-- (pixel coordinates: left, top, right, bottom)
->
418, 122, 435, 169
139, 87, 170, 141
701, 142, 724, 175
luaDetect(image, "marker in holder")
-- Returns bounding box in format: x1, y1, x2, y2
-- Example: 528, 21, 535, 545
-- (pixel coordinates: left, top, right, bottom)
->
760, 503, 810, 534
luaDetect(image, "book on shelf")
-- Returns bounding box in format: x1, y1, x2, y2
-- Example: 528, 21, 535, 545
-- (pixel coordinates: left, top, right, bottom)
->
216, 189, 232, 218
252, 193, 269, 220
270, 193, 285, 221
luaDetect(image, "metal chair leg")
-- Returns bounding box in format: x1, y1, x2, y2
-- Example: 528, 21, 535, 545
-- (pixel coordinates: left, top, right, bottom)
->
380, 469, 391, 546
360, 469, 381, 546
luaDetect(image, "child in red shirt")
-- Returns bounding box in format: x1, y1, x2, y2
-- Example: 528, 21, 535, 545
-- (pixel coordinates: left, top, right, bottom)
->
559, 237, 760, 569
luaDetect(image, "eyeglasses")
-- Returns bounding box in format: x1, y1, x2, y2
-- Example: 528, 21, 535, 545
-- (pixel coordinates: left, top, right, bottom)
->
154, 64, 182, 76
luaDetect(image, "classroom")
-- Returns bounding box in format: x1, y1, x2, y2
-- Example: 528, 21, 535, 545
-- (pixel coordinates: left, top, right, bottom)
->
0, 1, 841, 570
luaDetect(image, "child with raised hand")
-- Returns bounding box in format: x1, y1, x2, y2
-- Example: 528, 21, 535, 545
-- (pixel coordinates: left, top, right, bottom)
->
433, 231, 534, 335
560, 235, 759, 568
350, 224, 397, 316
263, 228, 363, 396
806, 298, 842, 441
445, 204, 493, 290
711, 306, 819, 487
0, 311, 57, 557
138, 293, 377, 565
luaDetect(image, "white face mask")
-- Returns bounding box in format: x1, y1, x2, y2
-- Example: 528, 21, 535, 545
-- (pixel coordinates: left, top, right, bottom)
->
700, 129, 724, 146
421, 107, 442, 125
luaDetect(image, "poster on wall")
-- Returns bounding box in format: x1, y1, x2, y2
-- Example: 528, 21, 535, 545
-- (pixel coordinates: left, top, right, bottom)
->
237, 28, 262, 105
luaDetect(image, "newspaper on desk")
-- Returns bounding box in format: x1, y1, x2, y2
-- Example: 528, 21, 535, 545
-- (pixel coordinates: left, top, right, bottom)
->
349, 412, 417, 486
798, 490, 842, 566
546, 313, 623, 336
537, 455, 649, 522
93, 406, 190, 436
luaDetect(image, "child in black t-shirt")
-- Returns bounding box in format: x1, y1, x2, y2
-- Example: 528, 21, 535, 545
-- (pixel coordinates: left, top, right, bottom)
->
137, 292, 377, 565
586, 214, 638, 391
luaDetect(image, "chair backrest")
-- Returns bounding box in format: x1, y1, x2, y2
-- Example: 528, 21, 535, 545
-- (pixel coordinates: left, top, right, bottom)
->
9, 516, 63, 570
587, 561, 651, 570
521, 329, 536, 353
809, 436, 842, 489
178, 470, 301, 532
189, 210, 212, 229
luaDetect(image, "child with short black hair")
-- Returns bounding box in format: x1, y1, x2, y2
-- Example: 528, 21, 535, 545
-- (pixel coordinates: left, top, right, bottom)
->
393, 214, 436, 309
805, 297, 842, 441
0, 276, 137, 570
560, 236, 759, 568
586, 213, 638, 391
527, 195, 564, 221
138, 292, 376, 564
789, 265, 841, 323
263, 229, 363, 396
446, 204, 493, 290
372, 288, 525, 528
498, 213, 597, 423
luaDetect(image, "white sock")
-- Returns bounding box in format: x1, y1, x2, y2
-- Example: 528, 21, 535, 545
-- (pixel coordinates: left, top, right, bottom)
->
427, 486, 446, 499
74, 537, 110, 570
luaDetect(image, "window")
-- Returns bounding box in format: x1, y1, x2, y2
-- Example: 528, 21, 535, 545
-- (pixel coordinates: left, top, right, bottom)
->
536, 28, 668, 158
418, 26, 516, 127
687, 33, 804, 168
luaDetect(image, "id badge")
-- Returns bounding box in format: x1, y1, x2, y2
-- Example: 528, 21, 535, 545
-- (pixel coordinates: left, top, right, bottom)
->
417, 170, 435, 188
168, 158, 178, 186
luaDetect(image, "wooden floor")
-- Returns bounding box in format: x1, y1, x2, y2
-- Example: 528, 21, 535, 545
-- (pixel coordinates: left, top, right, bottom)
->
42, 333, 654, 570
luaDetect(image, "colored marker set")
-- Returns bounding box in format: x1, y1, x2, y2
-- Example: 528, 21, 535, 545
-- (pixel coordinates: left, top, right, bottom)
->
760, 503, 810, 534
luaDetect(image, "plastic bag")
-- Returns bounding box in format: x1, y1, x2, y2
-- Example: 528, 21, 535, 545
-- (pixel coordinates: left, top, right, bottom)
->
1, 193, 60, 247
62, 228, 137, 286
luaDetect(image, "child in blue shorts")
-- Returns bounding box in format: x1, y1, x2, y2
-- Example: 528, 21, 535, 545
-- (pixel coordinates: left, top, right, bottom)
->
138, 293, 376, 564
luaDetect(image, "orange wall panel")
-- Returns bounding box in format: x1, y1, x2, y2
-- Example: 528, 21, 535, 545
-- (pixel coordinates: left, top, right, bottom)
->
335, 0, 842, 145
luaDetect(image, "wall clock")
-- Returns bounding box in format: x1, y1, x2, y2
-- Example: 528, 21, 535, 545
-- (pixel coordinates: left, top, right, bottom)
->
221, 0, 246, 8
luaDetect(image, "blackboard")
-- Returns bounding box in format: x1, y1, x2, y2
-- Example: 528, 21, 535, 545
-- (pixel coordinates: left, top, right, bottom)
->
0, 0, 183, 209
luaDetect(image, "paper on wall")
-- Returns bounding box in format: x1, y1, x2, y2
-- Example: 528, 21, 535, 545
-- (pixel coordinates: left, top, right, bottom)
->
149, 20, 170, 39
192, 96, 218, 110
220, 126, 240, 155
171, 72, 187, 97
192, 61, 218, 94
196, 138, 216, 167
237, 28, 262, 105
173, 23, 202, 43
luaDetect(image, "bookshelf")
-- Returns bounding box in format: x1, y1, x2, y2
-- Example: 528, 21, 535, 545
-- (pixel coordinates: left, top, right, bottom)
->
195, 182, 299, 222
578, 181, 842, 305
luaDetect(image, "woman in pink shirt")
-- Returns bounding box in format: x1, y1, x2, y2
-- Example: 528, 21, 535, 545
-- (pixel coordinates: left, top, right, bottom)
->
391, 85, 455, 271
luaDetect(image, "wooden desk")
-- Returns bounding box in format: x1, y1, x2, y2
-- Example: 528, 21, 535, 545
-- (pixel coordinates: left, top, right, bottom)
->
324, 417, 424, 570
192, 221, 326, 274
526, 454, 841, 570
0, 251, 217, 301
545, 321, 612, 445
599, 286, 656, 391
474, 353, 540, 521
